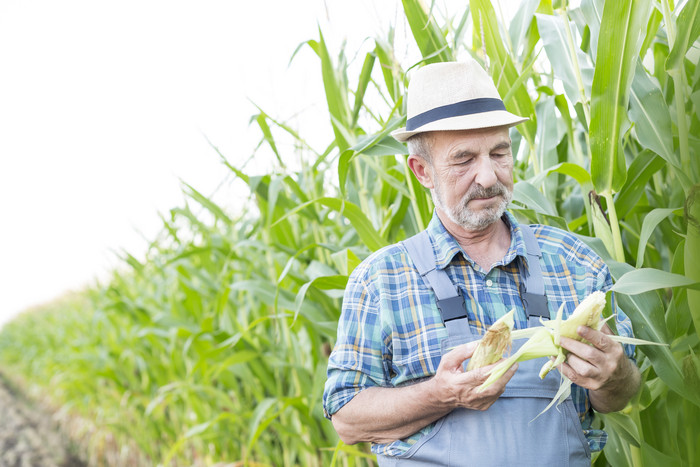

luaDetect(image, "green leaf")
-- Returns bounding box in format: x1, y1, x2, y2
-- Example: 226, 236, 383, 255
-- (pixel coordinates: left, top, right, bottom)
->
294, 275, 348, 321
600, 412, 641, 447
340, 117, 405, 196
635, 208, 681, 268
247, 398, 278, 450
183, 183, 232, 225
534, 96, 561, 187
611, 268, 700, 294
351, 52, 376, 127
253, 113, 283, 167
641, 441, 688, 464
375, 35, 401, 103
274, 197, 387, 252
629, 60, 677, 167
512, 181, 558, 216
315, 29, 353, 152
590, 0, 652, 194
536, 13, 593, 105
352, 130, 408, 157
401, 0, 454, 64
666, 241, 692, 339
685, 186, 700, 337
330, 248, 362, 276
530, 162, 592, 189
579, 0, 605, 61
470, 0, 537, 145
509, 0, 540, 58
608, 262, 699, 406
665, 0, 700, 73
615, 150, 666, 216
589, 193, 615, 258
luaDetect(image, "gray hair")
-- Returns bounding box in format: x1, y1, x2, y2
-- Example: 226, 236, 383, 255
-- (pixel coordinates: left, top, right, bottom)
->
406, 132, 434, 164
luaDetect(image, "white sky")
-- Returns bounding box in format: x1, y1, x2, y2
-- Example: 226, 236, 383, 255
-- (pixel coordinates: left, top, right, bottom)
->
0, 0, 422, 327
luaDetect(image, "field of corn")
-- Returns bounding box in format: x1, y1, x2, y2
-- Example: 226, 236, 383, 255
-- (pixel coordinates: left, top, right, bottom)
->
1, 0, 699, 465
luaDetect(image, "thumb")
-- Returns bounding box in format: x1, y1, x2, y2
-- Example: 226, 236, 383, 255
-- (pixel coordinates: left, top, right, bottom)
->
441, 341, 478, 369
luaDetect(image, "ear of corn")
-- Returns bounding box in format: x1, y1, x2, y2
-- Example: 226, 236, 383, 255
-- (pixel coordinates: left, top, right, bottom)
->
538, 291, 607, 378
476, 291, 666, 395
466, 308, 515, 371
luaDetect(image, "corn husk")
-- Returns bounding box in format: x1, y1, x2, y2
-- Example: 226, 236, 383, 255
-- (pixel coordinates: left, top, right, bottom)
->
467, 309, 515, 371
477, 291, 665, 395
537, 291, 607, 378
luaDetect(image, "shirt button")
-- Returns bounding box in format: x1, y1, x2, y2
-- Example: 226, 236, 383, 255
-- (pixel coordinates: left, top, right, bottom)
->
486, 279, 493, 287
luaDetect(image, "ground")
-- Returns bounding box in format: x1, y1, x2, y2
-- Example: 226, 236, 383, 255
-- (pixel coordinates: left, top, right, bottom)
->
0, 375, 85, 467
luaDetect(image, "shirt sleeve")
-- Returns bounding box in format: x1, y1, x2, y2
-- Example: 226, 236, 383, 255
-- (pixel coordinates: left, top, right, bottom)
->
323, 261, 389, 419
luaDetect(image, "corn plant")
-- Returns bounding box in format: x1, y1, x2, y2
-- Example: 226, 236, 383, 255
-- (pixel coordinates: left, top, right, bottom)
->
0, 0, 698, 466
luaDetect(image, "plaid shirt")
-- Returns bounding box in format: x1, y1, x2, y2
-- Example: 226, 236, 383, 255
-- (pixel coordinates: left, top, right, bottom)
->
323, 211, 635, 457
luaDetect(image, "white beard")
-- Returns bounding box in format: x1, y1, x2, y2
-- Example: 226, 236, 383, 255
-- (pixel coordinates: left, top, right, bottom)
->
432, 178, 512, 231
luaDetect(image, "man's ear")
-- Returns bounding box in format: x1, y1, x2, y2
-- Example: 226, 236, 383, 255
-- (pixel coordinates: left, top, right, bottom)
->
407, 155, 435, 189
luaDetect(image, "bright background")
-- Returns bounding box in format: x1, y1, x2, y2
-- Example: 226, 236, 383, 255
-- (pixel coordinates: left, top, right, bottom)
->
0, 0, 415, 327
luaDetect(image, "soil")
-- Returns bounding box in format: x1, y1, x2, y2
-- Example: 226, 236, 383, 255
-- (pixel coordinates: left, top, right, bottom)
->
0, 375, 86, 467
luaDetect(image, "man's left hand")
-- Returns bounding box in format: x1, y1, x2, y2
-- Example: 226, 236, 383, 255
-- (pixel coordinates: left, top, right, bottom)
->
557, 324, 641, 413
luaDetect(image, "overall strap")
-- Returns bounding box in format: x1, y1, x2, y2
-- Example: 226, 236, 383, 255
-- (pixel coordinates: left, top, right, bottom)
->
401, 231, 471, 340
519, 225, 550, 326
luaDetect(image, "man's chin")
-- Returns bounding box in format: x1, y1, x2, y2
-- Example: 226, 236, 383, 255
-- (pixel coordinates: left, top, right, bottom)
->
453, 204, 508, 231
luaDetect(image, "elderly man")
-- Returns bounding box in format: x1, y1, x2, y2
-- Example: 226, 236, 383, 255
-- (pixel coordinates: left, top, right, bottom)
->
323, 60, 640, 466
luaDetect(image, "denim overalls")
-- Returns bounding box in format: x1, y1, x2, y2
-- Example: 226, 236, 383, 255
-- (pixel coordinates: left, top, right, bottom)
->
376, 226, 591, 466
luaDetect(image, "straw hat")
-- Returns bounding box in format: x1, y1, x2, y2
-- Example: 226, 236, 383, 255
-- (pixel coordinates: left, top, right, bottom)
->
391, 59, 528, 142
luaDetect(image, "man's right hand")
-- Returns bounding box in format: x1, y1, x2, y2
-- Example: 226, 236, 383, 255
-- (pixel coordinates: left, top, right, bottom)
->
331, 340, 518, 445
430, 341, 518, 412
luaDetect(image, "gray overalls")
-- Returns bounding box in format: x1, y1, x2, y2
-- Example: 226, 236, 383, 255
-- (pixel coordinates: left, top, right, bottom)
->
376, 226, 591, 466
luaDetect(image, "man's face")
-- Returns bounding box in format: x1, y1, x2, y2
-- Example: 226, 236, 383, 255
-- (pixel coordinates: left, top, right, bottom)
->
426, 127, 514, 231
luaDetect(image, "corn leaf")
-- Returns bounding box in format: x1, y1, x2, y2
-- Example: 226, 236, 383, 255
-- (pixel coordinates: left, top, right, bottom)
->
536, 13, 593, 105
401, 0, 454, 64
610, 268, 700, 294
608, 262, 700, 407
590, 0, 652, 194
665, 0, 700, 74
685, 186, 700, 337
635, 208, 681, 268
470, 0, 537, 146
629, 61, 677, 168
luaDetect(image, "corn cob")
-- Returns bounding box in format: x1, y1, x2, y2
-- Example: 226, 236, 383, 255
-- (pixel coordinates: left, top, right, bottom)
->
467, 309, 515, 371
538, 291, 606, 378
471, 291, 666, 418
477, 291, 609, 391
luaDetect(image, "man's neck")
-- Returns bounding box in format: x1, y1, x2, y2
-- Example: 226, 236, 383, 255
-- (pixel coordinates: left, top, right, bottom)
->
436, 210, 511, 271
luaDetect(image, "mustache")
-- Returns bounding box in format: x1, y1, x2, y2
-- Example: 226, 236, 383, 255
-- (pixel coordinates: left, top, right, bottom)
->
464, 182, 508, 202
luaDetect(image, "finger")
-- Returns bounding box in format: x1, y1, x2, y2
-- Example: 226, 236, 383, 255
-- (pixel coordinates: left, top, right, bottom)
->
565, 352, 597, 376
598, 322, 613, 336
577, 326, 614, 352
559, 336, 594, 357
441, 341, 479, 369
456, 361, 519, 389
468, 361, 519, 389
557, 360, 585, 385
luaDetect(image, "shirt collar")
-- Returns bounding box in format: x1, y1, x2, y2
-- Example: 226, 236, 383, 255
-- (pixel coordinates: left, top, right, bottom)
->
426, 210, 528, 270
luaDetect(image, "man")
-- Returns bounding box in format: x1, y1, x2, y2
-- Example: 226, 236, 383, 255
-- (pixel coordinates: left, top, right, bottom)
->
323, 60, 640, 466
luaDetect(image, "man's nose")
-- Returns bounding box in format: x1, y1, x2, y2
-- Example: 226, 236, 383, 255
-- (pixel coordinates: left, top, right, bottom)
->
473, 155, 498, 188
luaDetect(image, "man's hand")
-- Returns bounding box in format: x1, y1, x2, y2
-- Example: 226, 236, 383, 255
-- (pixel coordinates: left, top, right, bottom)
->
430, 341, 518, 411
557, 324, 641, 413
331, 340, 518, 445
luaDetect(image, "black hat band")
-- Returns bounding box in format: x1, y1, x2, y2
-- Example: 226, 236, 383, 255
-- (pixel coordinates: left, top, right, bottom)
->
405, 97, 506, 131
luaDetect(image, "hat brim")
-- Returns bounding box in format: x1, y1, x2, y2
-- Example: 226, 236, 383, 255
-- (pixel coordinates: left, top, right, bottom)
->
391, 111, 529, 143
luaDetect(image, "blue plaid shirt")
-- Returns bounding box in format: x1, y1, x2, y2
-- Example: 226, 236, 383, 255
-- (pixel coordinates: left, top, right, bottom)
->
323, 211, 635, 457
